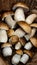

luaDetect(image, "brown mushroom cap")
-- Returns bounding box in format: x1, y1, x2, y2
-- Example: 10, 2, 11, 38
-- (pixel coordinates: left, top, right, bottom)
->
16, 50, 23, 55
0, 22, 9, 30
19, 37, 26, 46
2, 11, 14, 20
30, 23, 37, 28
12, 2, 29, 12
30, 37, 37, 47
1, 43, 12, 48
9, 35, 19, 45
7, 29, 15, 37
31, 9, 37, 14
17, 21, 31, 33
24, 50, 33, 58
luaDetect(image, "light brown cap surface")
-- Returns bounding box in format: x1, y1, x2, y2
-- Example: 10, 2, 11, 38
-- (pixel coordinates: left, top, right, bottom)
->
2, 11, 14, 20
30, 23, 37, 28
30, 37, 37, 47
1, 43, 12, 48
7, 29, 15, 37
9, 35, 19, 45
16, 50, 23, 55
12, 2, 29, 12
24, 50, 33, 58
17, 21, 31, 33
0, 22, 9, 30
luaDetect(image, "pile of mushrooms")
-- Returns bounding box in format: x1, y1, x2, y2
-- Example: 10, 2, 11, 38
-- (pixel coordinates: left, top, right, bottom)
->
0, 2, 37, 65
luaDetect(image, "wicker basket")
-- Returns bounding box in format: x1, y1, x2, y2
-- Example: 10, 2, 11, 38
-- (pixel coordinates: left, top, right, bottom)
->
0, 0, 37, 65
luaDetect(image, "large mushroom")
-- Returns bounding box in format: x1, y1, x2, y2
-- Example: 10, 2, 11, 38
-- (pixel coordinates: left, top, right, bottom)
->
2, 11, 16, 29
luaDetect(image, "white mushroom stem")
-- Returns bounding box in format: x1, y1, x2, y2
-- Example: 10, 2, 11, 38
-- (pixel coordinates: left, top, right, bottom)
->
24, 28, 36, 41
14, 28, 25, 37
14, 8, 25, 21
5, 15, 16, 29
24, 42, 32, 50
15, 42, 21, 50
0, 30, 8, 43
26, 14, 37, 24
20, 54, 29, 64
11, 54, 21, 64
2, 47, 12, 57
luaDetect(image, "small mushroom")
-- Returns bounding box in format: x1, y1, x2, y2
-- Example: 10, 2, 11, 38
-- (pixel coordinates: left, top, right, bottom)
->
14, 28, 25, 37
20, 50, 33, 64
16, 50, 23, 55
9, 35, 19, 45
30, 23, 37, 28
11, 54, 21, 64
24, 28, 36, 41
30, 37, 37, 47
1, 43, 12, 57
12, 2, 29, 12
15, 42, 21, 50
26, 14, 37, 24
17, 21, 31, 33
7, 29, 15, 37
14, 8, 25, 21
0, 22, 9, 30
2, 11, 16, 29
24, 42, 32, 50
19, 37, 26, 46
0, 30, 8, 43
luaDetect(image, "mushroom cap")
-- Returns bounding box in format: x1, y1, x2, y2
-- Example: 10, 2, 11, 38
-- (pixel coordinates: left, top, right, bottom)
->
17, 21, 31, 33
12, 2, 29, 12
1, 43, 12, 48
0, 22, 9, 30
16, 50, 23, 55
30, 23, 37, 28
24, 50, 33, 58
31, 9, 37, 14
19, 37, 26, 46
2, 11, 14, 20
7, 29, 15, 37
9, 35, 19, 45
30, 37, 37, 47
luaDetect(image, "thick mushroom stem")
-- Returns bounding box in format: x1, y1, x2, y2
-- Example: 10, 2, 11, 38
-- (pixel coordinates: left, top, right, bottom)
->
26, 14, 37, 24
0, 30, 8, 43
5, 15, 16, 29
24, 42, 32, 50
20, 54, 29, 64
2, 47, 12, 57
14, 8, 25, 21
11, 54, 21, 64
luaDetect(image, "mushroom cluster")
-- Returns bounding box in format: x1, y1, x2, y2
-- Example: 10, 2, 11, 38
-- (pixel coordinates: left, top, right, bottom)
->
0, 2, 37, 65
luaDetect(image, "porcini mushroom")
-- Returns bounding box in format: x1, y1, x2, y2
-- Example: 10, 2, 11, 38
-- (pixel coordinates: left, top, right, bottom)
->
17, 21, 31, 34
1, 43, 12, 57
24, 37, 37, 50
9, 35, 19, 45
20, 50, 33, 64
24, 28, 36, 41
25, 14, 37, 24
2, 11, 16, 29
11, 54, 21, 64
7, 29, 15, 37
12, 2, 29, 12
14, 28, 25, 37
30, 37, 37, 47
31, 9, 37, 14
14, 8, 25, 21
